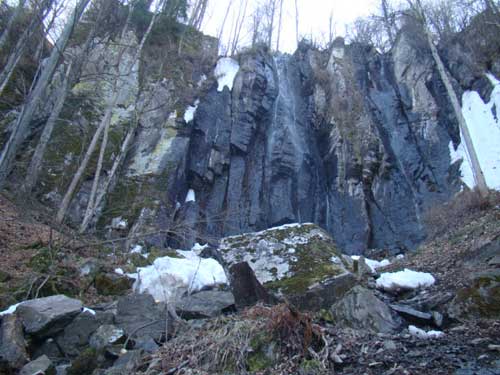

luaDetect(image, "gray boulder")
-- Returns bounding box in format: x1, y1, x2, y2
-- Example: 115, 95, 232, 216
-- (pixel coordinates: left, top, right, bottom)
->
89, 325, 125, 349
55, 311, 100, 357
176, 290, 235, 319
0, 313, 29, 371
331, 286, 401, 333
20, 355, 55, 375
115, 294, 166, 345
16, 295, 83, 338
389, 304, 434, 326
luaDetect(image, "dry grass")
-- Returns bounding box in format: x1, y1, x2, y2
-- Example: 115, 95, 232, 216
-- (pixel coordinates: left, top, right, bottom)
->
423, 189, 500, 240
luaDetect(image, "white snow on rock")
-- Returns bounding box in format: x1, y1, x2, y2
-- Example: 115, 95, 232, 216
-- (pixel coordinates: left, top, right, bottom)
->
191, 242, 209, 253
83, 307, 96, 315
451, 73, 500, 190
376, 269, 435, 292
185, 189, 196, 203
0, 302, 22, 316
184, 99, 199, 123
114, 268, 124, 275
351, 256, 390, 273
409, 325, 444, 339
130, 250, 227, 302
214, 57, 240, 92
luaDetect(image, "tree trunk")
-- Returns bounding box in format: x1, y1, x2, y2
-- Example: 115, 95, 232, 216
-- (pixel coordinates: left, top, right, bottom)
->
0, 0, 91, 191
413, 0, 489, 195
267, 0, 276, 49
381, 0, 394, 46
0, 0, 27, 53
217, 0, 233, 52
276, 0, 283, 51
77, 2, 163, 229
22, 62, 73, 194
231, 0, 248, 55
295, 0, 299, 46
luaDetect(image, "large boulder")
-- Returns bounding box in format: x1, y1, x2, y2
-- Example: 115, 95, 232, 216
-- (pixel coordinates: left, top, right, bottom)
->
0, 314, 29, 371
176, 291, 235, 319
16, 295, 83, 339
448, 269, 500, 319
55, 311, 101, 357
115, 294, 166, 346
330, 286, 401, 333
19, 355, 55, 375
220, 223, 356, 311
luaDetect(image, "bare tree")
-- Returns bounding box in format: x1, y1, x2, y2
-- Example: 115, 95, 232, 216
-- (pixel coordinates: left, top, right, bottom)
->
294, 0, 299, 46
230, 0, 248, 55
75, 0, 166, 230
216, 0, 233, 51
408, 0, 488, 196
0, 0, 92, 191
266, 0, 277, 49
0, 0, 27, 53
276, 0, 284, 51
381, 0, 395, 45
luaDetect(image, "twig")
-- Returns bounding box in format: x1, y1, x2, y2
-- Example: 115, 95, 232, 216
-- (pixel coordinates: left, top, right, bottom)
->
166, 360, 189, 374
34, 275, 50, 299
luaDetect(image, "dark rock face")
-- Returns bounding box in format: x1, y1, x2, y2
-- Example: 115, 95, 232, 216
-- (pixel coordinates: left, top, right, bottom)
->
0, 314, 29, 371
177, 35, 464, 254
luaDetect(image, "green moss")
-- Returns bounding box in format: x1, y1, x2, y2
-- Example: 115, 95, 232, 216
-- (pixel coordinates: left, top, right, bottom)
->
247, 333, 276, 372
28, 247, 54, 273
95, 273, 133, 296
317, 308, 335, 323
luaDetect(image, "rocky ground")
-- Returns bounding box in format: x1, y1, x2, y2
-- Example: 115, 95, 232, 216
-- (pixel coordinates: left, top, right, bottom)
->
0, 191, 499, 375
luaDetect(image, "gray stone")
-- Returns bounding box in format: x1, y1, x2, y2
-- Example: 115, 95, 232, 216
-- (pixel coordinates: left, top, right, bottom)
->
176, 290, 235, 319
0, 313, 29, 371
55, 311, 100, 357
32, 339, 61, 362
20, 355, 55, 375
16, 295, 83, 339
89, 325, 125, 349
331, 286, 401, 333
115, 294, 166, 345
389, 304, 434, 325
103, 350, 143, 375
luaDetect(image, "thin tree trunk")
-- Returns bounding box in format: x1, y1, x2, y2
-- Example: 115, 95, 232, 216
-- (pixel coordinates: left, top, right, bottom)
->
0, 0, 27, 53
77, 2, 162, 230
267, 0, 276, 49
0, 0, 91, 191
381, 0, 394, 46
231, 0, 248, 55
217, 0, 233, 52
413, 0, 489, 195
295, 0, 299, 46
276, 0, 283, 51
23, 62, 73, 193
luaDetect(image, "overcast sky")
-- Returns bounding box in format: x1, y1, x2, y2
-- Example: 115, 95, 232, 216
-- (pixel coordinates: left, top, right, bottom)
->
201, 0, 380, 53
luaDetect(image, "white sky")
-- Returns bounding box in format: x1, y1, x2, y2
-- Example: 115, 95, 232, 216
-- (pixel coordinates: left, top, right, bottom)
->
201, 0, 380, 53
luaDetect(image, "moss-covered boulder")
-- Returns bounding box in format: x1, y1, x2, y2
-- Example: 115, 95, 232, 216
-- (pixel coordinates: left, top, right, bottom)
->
95, 273, 134, 296
448, 269, 500, 319
219, 223, 356, 311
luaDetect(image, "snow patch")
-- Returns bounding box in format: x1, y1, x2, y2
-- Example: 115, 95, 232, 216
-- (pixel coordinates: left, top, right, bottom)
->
0, 302, 22, 316
192, 243, 209, 253
409, 325, 444, 339
214, 57, 240, 92
83, 307, 96, 315
454, 73, 500, 190
184, 99, 199, 123
351, 256, 390, 273
130, 251, 227, 302
114, 268, 124, 275
376, 269, 435, 292
185, 189, 196, 203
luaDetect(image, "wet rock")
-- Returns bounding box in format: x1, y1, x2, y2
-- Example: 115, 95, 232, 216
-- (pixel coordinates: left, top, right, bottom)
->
220, 224, 355, 311
448, 269, 500, 319
89, 325, 125, 350
228, 262, 278, 309
115, 294, 166, 346
176, 290, 235, 319
330, 286, 401, 333
103, 350, 143, 375
32, 339, 61, 362
389, 304, 434, 326
55, 311, 100, 357
95, 273, 133, 296
16, 295, 83, 338
19, 355, 55, 375
0, 313, 29, 371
